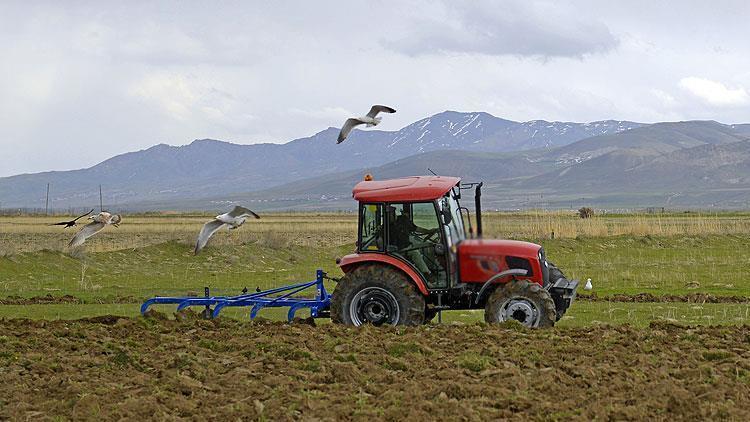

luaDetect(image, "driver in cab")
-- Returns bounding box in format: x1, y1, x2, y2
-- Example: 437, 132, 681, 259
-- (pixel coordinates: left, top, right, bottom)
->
389, 206, 438, 278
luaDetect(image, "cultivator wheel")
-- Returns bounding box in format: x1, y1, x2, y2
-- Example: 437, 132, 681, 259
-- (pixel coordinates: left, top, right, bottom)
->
484, 280, 556, 328
331, 264, 425, 326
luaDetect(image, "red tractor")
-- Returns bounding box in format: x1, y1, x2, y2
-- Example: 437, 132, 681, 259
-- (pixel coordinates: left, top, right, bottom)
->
332, 175, 579, 327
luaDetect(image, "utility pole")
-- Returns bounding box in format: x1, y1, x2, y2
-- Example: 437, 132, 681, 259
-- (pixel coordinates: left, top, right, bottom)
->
45, 183, 50, 215
99, 185, 103, 212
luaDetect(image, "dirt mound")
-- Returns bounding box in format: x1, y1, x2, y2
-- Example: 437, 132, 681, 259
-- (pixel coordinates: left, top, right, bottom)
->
1, 318, 749, 420
579, 292, 750, 303
0, 294, 82, 305
77, 315, 127, 325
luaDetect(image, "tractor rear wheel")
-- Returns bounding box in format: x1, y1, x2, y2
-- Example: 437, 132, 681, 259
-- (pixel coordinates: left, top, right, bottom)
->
331, 265, 425, 326
484, 280, 556, 328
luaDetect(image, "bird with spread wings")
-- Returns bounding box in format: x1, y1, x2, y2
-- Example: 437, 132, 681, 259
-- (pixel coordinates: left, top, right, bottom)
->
337, 105, 396, 144
194, 206, 260, 255
50, 209, 94, 228
68, 211, 122, 247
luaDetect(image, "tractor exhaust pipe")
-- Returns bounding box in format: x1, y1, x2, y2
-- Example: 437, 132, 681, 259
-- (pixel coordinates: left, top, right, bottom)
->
475, 182, 483, 238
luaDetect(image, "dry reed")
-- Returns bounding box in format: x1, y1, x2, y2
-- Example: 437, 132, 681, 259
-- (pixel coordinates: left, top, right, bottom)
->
1, 211, 749, 254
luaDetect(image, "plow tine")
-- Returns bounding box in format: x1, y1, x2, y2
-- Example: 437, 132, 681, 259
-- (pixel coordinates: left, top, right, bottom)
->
250, 303, 264, 319
212, 301, 229, 319
288, 302, 315, 321
176, 299, 198, 311
140, 299, 157, 314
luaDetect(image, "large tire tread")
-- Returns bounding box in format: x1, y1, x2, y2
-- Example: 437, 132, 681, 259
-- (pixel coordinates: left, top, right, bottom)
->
331, 264, 425, 326
484, 280, 556, 328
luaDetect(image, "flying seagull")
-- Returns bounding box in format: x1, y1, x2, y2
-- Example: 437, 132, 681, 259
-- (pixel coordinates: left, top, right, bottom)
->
68, 211, 122, 247
50, 209, 94, 228
194, 206, 260, 255
337, 105, 396, 144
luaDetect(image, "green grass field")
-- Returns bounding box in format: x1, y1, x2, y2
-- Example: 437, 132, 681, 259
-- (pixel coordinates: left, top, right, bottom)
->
1, 212, 749, 326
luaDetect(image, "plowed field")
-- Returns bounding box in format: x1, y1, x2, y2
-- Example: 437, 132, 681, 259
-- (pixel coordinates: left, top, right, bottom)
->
1, 314, 749, 420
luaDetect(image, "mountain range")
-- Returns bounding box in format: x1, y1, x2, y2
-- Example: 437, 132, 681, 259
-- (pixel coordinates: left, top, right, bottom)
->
2, 111, 749, 211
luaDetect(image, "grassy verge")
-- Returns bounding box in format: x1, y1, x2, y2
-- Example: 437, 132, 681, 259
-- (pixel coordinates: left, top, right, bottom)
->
0, 241, 352, 301
537, 234, 750, 297
2, 234, 750, 300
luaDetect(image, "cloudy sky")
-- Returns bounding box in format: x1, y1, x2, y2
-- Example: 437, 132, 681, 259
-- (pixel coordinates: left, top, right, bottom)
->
1, 0, 749, 176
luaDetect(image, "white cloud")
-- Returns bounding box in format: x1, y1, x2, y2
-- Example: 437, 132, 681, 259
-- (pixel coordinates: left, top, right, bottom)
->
651, 89, 677, 107
679, 77, 749, 106
2, 1, 750, 176
383, 1, 618, 58
129, 74, 198, 121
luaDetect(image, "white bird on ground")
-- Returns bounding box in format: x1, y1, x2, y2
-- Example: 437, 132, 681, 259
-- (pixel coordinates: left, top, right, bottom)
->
194, 206, 260, 255
68, 211, 122, 247
337, 105, 396, 144
584, 278, 593, 290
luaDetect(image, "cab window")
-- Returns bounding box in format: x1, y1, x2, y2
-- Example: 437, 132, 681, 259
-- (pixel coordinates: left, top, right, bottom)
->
359, 203, 384, 251
386, 202, 447, 288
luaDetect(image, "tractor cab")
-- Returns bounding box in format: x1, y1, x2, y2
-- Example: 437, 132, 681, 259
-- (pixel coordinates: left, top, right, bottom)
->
335, 175, 579, 327
353, 176, 465, 289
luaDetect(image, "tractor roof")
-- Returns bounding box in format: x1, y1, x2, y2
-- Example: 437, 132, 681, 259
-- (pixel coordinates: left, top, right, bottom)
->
352, 176, 460, 202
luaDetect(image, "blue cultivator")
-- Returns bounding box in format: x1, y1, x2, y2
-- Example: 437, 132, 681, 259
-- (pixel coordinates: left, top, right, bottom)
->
141, 269, 331, 321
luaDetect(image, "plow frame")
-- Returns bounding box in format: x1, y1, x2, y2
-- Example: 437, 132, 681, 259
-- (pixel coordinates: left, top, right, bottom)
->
141, 269, 331, 321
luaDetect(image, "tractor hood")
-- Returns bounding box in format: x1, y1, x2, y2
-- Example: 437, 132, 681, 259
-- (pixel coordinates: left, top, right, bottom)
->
458, 239, 541, 259
457, 239, 544, 284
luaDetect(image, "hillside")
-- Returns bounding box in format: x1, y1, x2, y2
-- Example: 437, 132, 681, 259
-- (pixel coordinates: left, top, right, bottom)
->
0, 111, 640, 209
192, 120, 750, 210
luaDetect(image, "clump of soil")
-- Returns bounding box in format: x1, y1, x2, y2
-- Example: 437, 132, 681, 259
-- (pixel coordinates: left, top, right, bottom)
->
0, 318, 749, 420
0, 294, 82, 305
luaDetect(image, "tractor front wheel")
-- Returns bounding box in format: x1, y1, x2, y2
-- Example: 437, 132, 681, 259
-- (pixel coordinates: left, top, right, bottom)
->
484, 280, 556, 328
331, 265, 425, 326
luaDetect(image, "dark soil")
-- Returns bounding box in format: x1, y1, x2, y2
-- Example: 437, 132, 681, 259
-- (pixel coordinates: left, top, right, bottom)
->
1, 315, 749, 420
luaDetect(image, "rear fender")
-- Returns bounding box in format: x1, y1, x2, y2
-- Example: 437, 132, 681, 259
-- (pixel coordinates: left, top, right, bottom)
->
337, 253, 429, 296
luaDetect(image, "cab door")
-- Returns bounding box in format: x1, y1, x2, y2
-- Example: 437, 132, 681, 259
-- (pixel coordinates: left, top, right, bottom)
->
386, 202, 448, 289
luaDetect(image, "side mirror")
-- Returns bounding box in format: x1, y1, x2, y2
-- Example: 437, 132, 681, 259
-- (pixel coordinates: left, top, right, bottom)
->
440, 202, 452, 225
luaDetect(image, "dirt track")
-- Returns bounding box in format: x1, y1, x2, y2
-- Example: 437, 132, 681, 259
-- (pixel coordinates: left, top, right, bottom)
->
1, 314, 749, 420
